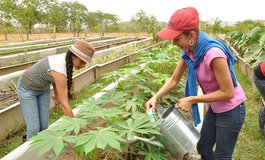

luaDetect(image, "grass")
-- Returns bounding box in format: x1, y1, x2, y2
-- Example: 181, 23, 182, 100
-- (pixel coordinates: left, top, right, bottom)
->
233, 64, 265, 160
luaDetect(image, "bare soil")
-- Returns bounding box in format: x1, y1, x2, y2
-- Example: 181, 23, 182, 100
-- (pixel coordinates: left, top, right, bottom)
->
0, 88, 18, 110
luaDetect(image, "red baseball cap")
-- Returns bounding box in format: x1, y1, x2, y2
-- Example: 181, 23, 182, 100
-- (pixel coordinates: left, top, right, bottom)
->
157, 7, 199, 40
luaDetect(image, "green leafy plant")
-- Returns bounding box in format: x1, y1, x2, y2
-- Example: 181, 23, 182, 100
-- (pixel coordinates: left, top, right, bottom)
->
137, 144, 169, 160
79, 106, 128, 120
27, 44, 185, 159
117, 114, 161, 140
52, 117, 88, 135
120, 95, 145, 113
75, 127, 125, 160
99, 90, 129, 107
28, 130, 75, 158
227, 27, 265, 68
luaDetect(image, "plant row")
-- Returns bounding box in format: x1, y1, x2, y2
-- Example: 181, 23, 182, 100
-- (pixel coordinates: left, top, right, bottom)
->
226, 27, 265, 68
27, 44, 186, 160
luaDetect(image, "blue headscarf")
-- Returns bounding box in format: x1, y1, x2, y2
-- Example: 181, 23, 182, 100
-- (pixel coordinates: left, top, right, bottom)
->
181, 32, 238, 127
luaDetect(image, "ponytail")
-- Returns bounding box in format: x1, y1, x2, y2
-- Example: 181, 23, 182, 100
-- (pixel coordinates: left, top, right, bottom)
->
65, 50, 74, 99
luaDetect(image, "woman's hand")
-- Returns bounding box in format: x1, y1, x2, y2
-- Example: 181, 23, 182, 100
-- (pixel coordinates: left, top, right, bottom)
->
52, 96, 61, 108
176, 96, 195, 112
145, 96, 158, 113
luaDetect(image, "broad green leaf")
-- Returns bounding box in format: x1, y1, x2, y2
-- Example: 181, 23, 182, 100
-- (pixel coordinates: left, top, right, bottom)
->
138, 144, 169, 160
63, 136, 76, 144
75, 127, 124, 155
53, 141, 64, 156
117, 115, 160, 140
80, 107, 127, 120
52, 117, 88, 135
27, 130, 67, 158
100, 90, 129, 106
243, 44, 262, 63
84, 136, 97, 154
259, 33, 265, 47
121, 96, 144, 113
251, 50, 265, 68
78, 97, 103, 108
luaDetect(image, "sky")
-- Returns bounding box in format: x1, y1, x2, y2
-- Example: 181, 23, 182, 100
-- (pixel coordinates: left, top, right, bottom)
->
72, 0, 264, 23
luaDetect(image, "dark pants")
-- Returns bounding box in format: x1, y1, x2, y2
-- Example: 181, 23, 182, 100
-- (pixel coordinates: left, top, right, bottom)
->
253, 74, 265, 100
197, 103, 245, 160
253, 74, 265, 131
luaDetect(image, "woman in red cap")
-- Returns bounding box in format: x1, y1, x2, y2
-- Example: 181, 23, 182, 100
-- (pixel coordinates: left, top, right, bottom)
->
17, 40, 95, 141
145, 7, 246, 159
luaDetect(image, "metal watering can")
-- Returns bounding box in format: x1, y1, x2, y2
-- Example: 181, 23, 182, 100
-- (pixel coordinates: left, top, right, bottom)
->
130, 105, 200, 158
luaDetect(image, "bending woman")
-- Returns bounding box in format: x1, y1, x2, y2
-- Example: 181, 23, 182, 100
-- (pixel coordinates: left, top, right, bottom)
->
17, 40, 95, 140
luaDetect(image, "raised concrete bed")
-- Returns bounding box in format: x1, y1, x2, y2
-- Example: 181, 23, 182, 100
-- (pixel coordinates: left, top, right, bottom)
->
0, 37, 81, 48
0, 36, 141, 68
0, 37, 151, 90
0, 36, 113, 49
246, 64, 254, 81
237, 56, 247, 76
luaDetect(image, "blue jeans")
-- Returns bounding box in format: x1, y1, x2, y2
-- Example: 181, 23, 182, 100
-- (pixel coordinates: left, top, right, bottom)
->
197, 103, 245, 160
17, 80, 51, 139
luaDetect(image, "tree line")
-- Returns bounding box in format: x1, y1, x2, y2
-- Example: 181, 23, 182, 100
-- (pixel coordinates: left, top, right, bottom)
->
0, 0, 264, 41
0, 0, 162, 40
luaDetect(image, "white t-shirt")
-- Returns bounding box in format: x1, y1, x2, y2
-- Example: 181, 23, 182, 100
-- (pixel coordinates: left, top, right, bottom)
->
48, 53, 67, 76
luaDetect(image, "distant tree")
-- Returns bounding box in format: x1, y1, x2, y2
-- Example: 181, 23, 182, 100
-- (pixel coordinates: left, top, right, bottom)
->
233, 20, 265, 31
63, 1, 88, 37
0, 0, 18, 40
147, 15, 161, 40
212, 18, 223, 36
131, 10, 160, 39
42, 0, 68, 36
100, 13, 119, 36
85, 11, 119, 36
16, 0, 43, 39
131, 10, 150, 32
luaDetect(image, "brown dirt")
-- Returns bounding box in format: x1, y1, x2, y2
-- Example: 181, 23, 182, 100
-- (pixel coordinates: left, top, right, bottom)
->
0, 88, 18, 110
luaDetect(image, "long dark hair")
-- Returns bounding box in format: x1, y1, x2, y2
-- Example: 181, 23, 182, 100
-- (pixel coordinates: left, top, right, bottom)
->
65, 50, 74, 99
